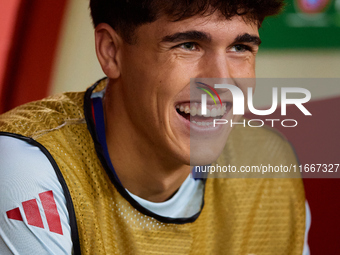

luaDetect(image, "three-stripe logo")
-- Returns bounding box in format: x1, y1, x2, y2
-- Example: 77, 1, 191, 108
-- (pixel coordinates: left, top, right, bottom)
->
6, 190, 63, 235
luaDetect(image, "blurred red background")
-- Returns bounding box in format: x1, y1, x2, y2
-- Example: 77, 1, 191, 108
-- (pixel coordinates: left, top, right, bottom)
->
0, 0, 67, 113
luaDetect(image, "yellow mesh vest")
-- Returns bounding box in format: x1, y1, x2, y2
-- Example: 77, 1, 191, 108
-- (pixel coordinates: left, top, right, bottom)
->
0, 79, 305, 255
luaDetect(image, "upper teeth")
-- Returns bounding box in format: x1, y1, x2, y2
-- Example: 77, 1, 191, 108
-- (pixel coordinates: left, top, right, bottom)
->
176, 103, 227, 117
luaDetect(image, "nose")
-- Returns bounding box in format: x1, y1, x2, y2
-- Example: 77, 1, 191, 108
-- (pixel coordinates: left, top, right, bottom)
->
200, 51, 231, 79
195, 51, 237, 95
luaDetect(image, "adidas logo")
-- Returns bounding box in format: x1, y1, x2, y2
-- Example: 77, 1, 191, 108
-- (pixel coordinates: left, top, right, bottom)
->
6, 190, 63, 235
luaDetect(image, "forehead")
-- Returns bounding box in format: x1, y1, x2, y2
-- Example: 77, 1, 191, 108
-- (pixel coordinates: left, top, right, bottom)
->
134, 12, 259, 43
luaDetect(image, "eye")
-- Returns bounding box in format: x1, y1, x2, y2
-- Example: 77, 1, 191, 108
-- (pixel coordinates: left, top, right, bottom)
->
178, 42, 199, 51
230, 44, 252, 53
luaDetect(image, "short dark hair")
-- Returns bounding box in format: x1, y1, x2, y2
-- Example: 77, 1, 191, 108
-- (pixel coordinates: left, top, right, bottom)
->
90, 0, 284, 43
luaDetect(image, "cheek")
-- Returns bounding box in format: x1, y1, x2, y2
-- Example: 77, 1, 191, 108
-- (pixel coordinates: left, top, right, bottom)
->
152, 57, 198, 100
229, 57, 256, 78
120, 59, 186, 125
121, 46, 200, 116
120, 52, 160, 101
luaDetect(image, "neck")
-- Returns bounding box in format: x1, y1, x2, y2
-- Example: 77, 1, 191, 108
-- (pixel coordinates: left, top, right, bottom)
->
103, 80, 191, 202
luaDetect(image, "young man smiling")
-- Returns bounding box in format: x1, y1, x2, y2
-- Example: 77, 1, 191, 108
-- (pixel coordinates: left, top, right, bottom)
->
0, 0, 309, 254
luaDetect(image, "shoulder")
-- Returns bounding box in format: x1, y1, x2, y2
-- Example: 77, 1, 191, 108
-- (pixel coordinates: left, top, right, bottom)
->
230, 120, 293, 150
0, 91, 86, 138
0, 134, 73, 254
210, 122, 302, 180
223, 122, 299, 166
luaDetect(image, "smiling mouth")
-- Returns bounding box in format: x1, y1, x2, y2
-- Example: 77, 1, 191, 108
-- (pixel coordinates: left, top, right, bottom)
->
175, 102, 231, 127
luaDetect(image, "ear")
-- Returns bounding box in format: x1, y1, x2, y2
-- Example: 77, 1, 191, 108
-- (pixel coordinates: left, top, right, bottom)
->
95, 23, 122, 79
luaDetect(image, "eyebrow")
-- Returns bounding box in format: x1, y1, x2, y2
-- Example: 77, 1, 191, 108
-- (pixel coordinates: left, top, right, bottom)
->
161, 30, 212, 43
160, 31, 261, 46
233, 33, 262, 46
